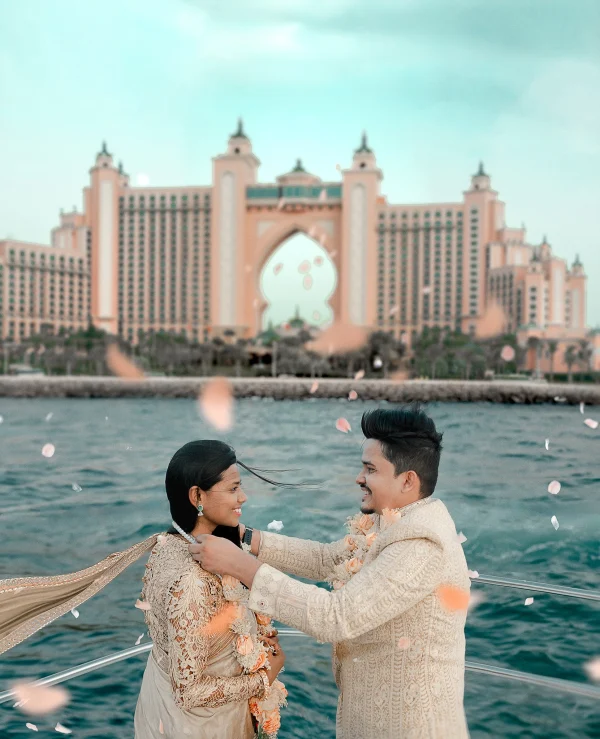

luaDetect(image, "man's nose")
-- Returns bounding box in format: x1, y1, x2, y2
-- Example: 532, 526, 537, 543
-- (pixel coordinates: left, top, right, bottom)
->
356, 471, 365, 485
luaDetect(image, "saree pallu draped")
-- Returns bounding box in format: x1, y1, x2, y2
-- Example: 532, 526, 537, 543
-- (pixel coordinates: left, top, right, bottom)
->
0, 535, 159, 656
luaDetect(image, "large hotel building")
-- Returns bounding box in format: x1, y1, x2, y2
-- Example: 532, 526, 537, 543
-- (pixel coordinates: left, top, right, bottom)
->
0, 121, 596, 372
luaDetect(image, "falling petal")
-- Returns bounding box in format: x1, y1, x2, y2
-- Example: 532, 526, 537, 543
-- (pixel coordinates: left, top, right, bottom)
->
319, 233, 327, 246
335, 164, 341, 172
45, 412, 53, 422
106, 344, 145, 380
135, 634, 144, 646
580, 402, 585, 414
336, 418, 351, 433
267, 520, 284, 532
500, 345, 515, 362
548, 480, 561, 495
312, 310, 321, 321
70, 608, 79, 619
554, 396, 567, 403
397, 637, 411, 650
348, 390, 358, 401
26, 724, 38, 732
310, 381, 319, 394
389, 305, 399, 316
0, 415, 3, 423
422, 286, 432, 295
159, 719, 164, 735
437, 585, 470, 611
298, 260, 311, 274
524, 597, 534, 606
42, 444, 55, 458
135, 599, 152, 611
306, 322, 368, 356
314, 256, 323, 267
329, 250, 337, 258
12, 683, 69, 716
318, 188, 327, 202
584, 418, 598, 429
372, 356, 383, 369
544, 439, 550, 451
457, 532, 467, 544
584, 657, 600, 682
468, 591, 485, 612
551, 515, 559, 530
273, 263, 283, 276
354, 370, 365, 381
71, 483, 82, 492
308, 225, 318, 239
468, 570, 480, 579
55, 724, 72, 735
303, 274, 313, 290
198, 377, 233, 431
277, 198, 285, 211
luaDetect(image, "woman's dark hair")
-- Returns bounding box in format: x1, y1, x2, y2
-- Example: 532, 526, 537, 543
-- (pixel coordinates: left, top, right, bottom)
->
360, 403, 443, 498
166, 440, 294, 548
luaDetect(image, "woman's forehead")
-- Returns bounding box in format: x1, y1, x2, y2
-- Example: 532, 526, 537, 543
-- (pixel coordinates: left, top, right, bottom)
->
220, 464, 241, 482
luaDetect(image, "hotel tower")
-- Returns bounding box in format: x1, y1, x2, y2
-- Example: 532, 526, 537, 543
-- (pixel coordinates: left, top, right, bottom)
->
0, 121, 594, 371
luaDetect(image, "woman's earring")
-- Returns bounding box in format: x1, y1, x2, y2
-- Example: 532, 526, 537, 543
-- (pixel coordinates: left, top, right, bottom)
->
197, 503, 204, 517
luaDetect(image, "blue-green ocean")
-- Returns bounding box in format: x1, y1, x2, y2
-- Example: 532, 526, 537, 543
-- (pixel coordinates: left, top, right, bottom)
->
0, 398, 598, 738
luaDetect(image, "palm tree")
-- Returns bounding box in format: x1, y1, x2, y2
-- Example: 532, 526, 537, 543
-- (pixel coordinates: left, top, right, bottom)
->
576, 339, 593, 381
564, 345, 577, 384
545, 340, 559, 382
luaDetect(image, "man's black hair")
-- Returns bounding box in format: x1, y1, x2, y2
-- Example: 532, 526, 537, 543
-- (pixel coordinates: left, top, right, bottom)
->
360, 403, 443, 497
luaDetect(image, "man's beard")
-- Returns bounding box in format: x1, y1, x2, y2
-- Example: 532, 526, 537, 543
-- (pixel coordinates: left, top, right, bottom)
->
360, 488, 375, 514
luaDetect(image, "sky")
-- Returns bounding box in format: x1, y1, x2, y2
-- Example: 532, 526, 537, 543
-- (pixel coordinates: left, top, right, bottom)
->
1, 0, 599, 327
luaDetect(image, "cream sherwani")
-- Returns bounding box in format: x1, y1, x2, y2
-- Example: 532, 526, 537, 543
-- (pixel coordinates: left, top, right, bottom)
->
247, 497, 471, 739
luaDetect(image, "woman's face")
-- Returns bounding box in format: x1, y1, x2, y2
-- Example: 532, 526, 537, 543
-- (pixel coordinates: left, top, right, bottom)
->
190, 464, 248, 529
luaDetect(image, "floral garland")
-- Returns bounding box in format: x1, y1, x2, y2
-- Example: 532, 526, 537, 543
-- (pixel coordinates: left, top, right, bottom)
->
326, 509, 402, 590
221, 575, 287, 739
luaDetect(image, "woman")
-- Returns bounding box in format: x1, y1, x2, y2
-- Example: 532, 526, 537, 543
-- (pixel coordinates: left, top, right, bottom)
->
0, 440, 288, 739
134, 440, 287, 738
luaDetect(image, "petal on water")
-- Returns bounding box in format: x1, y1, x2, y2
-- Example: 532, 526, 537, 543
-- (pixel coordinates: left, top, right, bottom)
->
135, 634, 144, 645
551, 515, 559, 530
544, 439, 550, 451
583, 657, 600, 682
70, 608, 79, 619
580, 402, 585, 414
584, 418, 598, 429
26, 724, 38, 732
548, 480, 561, 495
198, 377, 233, 432
524, 597, 534, 606
42, 444, 55, 458
12, 684, 69, 716
55, 723, 72, 735
336, 418, 351, 433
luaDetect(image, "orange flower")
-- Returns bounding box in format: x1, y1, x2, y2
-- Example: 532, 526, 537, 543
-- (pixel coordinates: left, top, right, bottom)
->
365, 531, 378, 548
357, 514, 374, 533
201, 602, 239, 636
249, 697, 260, 716
344, 535, 358, 551
381, 508, 401, 527
345, 557, 363, 575
251, 650, 268, 672
255, 613, 272, 626
236, 634, 255, 655
262, 710, 281, 734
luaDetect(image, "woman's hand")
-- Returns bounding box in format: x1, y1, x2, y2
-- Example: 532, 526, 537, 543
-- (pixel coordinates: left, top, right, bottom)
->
265, 646, 286, 685
189, 535, 246, 577
259, 630, 280, 655
239, 523, 246, 542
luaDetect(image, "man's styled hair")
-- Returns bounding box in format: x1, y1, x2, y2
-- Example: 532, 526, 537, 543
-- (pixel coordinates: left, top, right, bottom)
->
360, 404, 443, 498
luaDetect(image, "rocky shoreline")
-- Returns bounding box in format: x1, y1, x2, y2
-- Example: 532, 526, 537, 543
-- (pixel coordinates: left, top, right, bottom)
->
0, 376, 598, 404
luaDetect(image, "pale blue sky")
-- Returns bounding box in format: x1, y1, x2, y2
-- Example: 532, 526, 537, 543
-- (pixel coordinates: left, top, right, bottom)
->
1, 0, 599, 326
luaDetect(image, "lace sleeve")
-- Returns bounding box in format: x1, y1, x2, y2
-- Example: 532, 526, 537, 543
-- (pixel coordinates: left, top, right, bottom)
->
258, 531, 349, 581
167, 570, 267, 711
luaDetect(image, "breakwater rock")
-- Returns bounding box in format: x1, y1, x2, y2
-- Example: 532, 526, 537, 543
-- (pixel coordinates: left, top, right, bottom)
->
0, 376, 598, 404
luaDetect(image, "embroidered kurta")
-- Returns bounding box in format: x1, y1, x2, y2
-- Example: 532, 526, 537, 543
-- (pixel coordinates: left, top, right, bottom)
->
134, 535, 266, 738
249, 498, 471, 739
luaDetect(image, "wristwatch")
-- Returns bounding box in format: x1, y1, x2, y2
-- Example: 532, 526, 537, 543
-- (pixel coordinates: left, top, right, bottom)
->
241, 526, 254, 552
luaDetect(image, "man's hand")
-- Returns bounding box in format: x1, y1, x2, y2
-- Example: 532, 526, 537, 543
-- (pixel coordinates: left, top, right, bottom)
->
189, 535, 245, 577
239, 523, 246, 542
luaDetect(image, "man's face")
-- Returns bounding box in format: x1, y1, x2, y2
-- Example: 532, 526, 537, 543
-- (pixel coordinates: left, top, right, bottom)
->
355, 439, 417, 514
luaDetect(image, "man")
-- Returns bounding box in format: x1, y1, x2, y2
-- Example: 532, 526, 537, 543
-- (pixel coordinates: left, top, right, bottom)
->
191, 406, 471, 738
